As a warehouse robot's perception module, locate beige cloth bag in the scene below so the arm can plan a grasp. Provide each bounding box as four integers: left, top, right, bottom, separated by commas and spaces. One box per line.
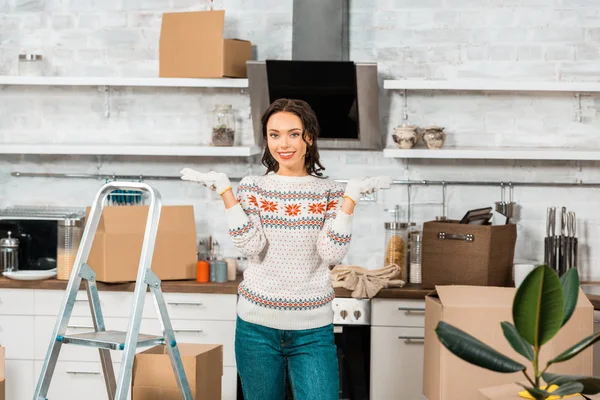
330, 264, 405, 299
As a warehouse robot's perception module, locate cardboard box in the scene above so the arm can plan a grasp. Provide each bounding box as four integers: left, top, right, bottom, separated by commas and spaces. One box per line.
132, 343, 223, 400
159, 10, 252, 78
86, 205, 197, 283
478, 383, 600, 400
0, 346, 4, 400
424, 285, 593, 400
422, 220, 517, 289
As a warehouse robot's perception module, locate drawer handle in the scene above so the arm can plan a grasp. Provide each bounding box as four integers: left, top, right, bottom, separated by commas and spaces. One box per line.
398, 336, 425, 344
66, 370, 101, 375
437, 232, 475, 242
168, 301, 204, 306
174, 329, 204, 333
595, 320, 600, 324
68, 324, 94, 329
397, 307, 425, 314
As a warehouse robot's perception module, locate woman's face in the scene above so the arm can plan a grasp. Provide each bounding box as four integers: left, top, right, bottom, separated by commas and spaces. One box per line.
266, 111, 312, 175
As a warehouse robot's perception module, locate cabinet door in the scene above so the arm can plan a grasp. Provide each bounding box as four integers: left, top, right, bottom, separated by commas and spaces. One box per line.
594, 311, 600, 377
370, 326, 426, 400
0, 315, 34, 360
6, 360, 34, 400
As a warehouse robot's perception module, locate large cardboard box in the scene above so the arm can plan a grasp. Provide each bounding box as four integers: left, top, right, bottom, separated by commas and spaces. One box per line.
86, 205, 197, 283
0, 346, 4, 400
424, 285, 593, 400
478, 383, 600, 399
422, 220, 517, 289
132, 343, 223, 400
159, 10, 252, 78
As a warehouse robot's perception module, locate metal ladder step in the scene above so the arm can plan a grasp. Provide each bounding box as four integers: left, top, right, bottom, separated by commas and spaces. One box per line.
60, 330, 164, 350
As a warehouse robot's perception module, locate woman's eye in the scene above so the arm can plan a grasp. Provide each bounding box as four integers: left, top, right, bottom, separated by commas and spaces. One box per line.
291, 133, 300, 137
270, 134, 278, 139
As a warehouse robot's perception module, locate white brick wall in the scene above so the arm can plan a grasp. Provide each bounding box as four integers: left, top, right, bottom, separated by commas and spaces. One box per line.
3, 0, 600, 279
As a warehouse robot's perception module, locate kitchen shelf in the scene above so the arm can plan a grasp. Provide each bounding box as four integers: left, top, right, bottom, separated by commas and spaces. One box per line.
383, 147, 600, 161
0, 76, 249, 88
0, 144, 262, 157
383, 79, 600, 92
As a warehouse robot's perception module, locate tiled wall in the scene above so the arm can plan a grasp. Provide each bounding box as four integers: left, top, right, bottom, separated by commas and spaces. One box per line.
2, 0, 600, 279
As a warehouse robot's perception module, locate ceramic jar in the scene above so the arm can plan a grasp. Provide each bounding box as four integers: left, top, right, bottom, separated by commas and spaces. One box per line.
422, 126, 446, 149
392, 125, 419, 149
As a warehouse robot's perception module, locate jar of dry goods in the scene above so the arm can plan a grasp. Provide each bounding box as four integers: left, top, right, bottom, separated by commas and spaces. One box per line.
57, 218, 82, 280
211, 104, 236, 146
384, 221, 408, 281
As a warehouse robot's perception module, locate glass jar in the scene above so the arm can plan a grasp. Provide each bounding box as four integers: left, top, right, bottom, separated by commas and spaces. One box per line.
0, 231, 19, 272
211, 104, 236, 146
384, 221, 408, 281
18, 54, 44, 76
409, 231, 422, 284
57, 218, 83, 280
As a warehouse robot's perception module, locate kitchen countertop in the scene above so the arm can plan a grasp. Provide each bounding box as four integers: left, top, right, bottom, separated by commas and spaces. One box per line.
0, 276, 430, 299
1, 277, 599, 308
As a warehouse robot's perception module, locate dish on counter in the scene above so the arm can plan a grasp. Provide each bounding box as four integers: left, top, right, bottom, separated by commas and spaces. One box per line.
3, 268, 57, 281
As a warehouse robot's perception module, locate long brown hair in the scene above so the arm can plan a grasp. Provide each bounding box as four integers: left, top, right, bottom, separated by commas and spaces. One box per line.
260, 98, 326, 177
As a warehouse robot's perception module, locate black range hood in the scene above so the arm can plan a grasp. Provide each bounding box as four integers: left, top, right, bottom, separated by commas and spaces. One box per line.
246, 0, 382, 150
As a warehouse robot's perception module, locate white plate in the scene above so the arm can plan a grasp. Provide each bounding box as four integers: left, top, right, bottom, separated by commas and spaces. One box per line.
3, 269, 57, 281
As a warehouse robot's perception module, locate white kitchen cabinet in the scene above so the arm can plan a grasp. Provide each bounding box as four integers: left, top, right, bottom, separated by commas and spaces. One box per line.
1, 288, 238, 400
5, 360, 34, 400
370, 299, 427, 400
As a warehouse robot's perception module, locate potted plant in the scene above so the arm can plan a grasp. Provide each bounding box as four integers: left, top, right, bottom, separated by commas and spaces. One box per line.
435, 265, 600, 400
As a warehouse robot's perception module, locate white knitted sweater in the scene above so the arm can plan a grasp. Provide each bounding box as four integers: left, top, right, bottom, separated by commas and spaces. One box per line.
226, 173, 354, 330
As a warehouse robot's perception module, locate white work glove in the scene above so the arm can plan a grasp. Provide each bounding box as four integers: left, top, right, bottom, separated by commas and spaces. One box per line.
344, 176, 393, 204
180, 168, 232, 196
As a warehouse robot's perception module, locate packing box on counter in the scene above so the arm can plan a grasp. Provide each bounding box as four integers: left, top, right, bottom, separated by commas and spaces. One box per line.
85, 205, 197, 283
421, 220, 517, 289
424, 285, 593, 400
159, 10, 252, 78
132, 343, 223, 400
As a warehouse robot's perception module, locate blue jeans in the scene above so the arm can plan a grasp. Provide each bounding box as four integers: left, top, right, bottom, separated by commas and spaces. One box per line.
235, 316, 339, 400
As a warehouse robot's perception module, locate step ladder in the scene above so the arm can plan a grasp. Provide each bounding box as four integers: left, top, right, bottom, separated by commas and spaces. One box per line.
33, 181, 193, 400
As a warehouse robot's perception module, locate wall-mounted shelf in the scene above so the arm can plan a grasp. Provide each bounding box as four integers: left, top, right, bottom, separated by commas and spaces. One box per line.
383, 147, 600, 161
0, 144, 262, 157
0, 76, 249, 88
383, 79, 600, 93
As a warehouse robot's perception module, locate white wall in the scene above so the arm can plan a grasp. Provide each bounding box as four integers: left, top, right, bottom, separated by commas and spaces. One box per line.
2, 0, 600, 279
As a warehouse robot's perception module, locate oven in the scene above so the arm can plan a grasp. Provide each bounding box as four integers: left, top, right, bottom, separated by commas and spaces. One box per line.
332, 297, 371, 400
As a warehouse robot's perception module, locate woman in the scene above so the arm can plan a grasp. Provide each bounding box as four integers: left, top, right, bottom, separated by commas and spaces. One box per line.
181, 98, 391, 400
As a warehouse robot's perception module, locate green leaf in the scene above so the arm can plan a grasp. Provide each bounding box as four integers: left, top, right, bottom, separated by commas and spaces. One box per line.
560, 267, 580, 326
501, 321, 534, 361
435, 321, 525, 373
543, 372, 600, 395
548, 331, 600, 366
551, 381, 584, 397
513, 264, 564, 347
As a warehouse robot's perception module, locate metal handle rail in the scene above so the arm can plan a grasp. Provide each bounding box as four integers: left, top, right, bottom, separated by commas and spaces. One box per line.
33, 181, 192, 400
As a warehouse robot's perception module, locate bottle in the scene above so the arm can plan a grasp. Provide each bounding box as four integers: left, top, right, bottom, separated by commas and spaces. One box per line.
196, 260, 209, 283
57, 218, 82, 280
409, 231, 422, 284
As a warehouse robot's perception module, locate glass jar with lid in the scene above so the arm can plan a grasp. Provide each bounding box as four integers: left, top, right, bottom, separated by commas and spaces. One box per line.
57, 218, 83, 280
211, 104, 236, 146
384, 221, 408, 281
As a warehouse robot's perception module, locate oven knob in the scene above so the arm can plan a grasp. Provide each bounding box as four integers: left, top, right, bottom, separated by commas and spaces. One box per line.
354, 310, 361, 320
340, 310, 348, 319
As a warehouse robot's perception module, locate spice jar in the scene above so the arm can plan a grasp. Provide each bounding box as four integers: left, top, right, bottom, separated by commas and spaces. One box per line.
384, 221, 408, 281
211, 104, 236, 146
0, 231, 19, 272
57, 218, 83, 280
18, 53, 44, 76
